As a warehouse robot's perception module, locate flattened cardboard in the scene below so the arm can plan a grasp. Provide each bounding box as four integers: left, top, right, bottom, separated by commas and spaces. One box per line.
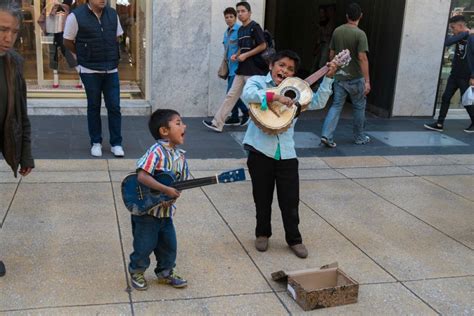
272, 263, 359, 311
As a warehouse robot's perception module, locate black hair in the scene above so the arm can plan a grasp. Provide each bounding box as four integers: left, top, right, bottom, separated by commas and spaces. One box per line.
0, 0, 23, 24
271, 50, 301, 72
449, 15, 466, 24
346, 2, 362, 21
236, 1, 251, 12
223, 7, 237, 16
148, 109, 180, 140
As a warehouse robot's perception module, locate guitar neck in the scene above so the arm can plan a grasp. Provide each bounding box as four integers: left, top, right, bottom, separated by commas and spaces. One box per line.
171, 176, 218, 191
304, 65, 329, 86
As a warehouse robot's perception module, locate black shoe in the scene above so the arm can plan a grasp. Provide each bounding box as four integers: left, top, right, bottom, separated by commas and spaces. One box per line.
202, 120, 222, 132
240, 115, 250, 126
320, 136, 336, 148
424, 122, 443, 132
464, 123, 474, 133
0, 261, 5, 277
224, 117, 241, 126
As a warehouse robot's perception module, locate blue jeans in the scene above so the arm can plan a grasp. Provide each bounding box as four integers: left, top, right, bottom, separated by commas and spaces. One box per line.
128, 215, 177, 274
80, 72, 122, 146
321, 77, 367, 141
228, 75, 248, 119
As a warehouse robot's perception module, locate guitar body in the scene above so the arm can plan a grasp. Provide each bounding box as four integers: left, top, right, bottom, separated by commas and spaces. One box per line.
249, 77, 313, 135
121, 171, 177, 216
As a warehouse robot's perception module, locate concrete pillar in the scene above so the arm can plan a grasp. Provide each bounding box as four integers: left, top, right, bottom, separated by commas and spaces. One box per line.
391, 0, 451, 117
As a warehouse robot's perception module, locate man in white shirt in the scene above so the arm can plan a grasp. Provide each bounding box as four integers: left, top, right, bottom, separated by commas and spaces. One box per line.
64, 0, 125, 157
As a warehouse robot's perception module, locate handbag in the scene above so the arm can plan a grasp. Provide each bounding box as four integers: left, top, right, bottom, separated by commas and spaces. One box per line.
462, 86, 474, 106
218, 57, 229, 80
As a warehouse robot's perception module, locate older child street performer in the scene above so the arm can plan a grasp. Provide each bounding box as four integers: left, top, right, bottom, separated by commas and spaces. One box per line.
129, 109, 189, 290
242, 50, 336, 258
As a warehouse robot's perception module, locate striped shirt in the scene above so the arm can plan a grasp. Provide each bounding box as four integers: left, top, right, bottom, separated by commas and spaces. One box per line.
136, 140, 189, 218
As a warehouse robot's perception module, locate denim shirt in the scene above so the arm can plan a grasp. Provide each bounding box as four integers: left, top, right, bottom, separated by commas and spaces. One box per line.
242, 73, 334, 160
223, 23, 241, 77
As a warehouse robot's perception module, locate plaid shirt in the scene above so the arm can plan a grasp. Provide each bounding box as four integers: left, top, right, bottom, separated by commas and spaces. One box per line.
136, 140, 189, 218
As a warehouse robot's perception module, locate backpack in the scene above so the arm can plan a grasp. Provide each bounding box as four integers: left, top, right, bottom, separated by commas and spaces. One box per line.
261, 29, 276, 64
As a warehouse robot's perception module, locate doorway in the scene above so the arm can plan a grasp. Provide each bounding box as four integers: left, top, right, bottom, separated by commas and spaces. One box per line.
265, 0, 406, 117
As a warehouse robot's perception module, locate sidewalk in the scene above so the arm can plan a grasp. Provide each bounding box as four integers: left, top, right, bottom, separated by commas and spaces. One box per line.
0, 115, 473, 315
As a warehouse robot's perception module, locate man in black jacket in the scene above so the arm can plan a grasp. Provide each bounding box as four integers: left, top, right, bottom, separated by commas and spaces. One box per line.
0, 1, 35, 277
424, 15, 474, 133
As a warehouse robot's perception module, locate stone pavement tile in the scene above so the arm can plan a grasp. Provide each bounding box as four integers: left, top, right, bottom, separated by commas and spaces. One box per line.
33, 159, 108, 171
3, 304, 132, 315
402, 165, 474, 176
356, 177, 474, 248
111, 170, 132, 183
0, 184, 17, 222
467, 165, 474, 170
111, 183, 272, 301
321, 156, 393, 168
384, 155, 453, 166
107, 159, 137, 171
21, 171, 110, 183
187, 158, 247, 171
0, 183, 129, 310
133, 293, 288, 315
0, 160, 11, 172
404, 277, 474, 315
277, 283, 436, 315
444, 154, 474, 164
336, 167, 413, 179
201, 183, 395, 287
0, 171, 19, 183
423, 175, 474, 202
298, 157, 330, 169
299, 180, 474, 280
299, 169, 346, 180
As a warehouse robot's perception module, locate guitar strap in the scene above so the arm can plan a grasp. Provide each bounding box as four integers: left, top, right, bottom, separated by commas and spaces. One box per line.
294, 102, 302, 118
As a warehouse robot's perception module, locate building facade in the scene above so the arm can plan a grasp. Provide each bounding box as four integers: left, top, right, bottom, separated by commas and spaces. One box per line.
19, 0, 470, 119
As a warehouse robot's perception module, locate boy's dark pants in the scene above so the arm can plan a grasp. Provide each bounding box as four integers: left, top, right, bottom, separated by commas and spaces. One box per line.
129, 215, 176, 275
438, 75, 474, 124
247, 150, 302, 246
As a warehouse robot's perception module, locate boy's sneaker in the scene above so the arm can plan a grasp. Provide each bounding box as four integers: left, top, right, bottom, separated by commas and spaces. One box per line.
111, 145, 125, 157
91, 143, 102, 157
240, 115, 250, 126
0, 260, 5, 277
355, 135, 371, 145
424, 122, 444, 132
224, 117, 240, 126
290, 243, 308, 258
464, 123, 474, 133
157, 269, 188, 288
320, 136, 336, 148
202, 120, 222, 133
130, 272, 148, 291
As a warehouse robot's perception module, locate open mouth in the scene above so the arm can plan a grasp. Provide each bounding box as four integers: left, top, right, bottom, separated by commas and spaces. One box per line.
277, 73, 286, 80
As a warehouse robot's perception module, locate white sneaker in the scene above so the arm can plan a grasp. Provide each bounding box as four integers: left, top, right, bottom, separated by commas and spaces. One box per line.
91, 143, 102, 157
111, 145, 125, 157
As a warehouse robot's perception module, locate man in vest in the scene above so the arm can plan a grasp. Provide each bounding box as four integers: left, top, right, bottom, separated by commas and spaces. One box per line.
64, 0, 124, 157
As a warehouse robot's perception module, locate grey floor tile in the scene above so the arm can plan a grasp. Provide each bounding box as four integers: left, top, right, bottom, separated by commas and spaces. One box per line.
0, 183, 129, 310
298, 157, 330, 169
356, 177, 474, 248
278, 283, 436, 315
201, 182, 395, 287
186, 158, 247, 171
0, 184, 17, 222
107, 159, 138, 171
21, 171, 110, 183
3, 304, 132, 315
0, 172, 19, 183
133, 293, 288, 315
402, 165, 474, 176
384, 155, 453, 166
322, 156, 393, 168
444, 154, 474, 164
299, 180, 474, 280
423, 175, 474, 202
336, 167, 413, 179
404, 277, 474, 315
299, 169, 346, 180
368, 131, 468, 147
111, 183, 272, 301
33, 159, 108, 171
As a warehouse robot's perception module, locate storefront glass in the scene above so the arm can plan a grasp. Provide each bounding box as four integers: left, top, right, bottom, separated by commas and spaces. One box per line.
436, 0, 474, 110
16, 0, 147, 98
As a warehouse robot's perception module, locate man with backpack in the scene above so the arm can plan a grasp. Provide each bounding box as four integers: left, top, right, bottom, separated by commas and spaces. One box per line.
203, 1, 267, 132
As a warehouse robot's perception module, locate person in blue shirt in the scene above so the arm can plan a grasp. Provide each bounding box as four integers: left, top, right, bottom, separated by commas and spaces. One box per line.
222, 7, 250, 126
241, 50, 336, 258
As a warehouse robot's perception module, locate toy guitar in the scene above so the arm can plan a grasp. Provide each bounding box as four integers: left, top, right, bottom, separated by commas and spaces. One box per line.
249, 49, 351, 135
121, 168, 246, 215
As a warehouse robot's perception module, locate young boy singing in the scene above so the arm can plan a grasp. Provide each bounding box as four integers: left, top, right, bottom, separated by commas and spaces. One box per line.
242, 50, 336, 258
129, 109, 189, 290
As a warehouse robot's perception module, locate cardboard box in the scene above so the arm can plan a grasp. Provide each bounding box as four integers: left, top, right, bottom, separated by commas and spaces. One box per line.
272, 263, 359, 311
